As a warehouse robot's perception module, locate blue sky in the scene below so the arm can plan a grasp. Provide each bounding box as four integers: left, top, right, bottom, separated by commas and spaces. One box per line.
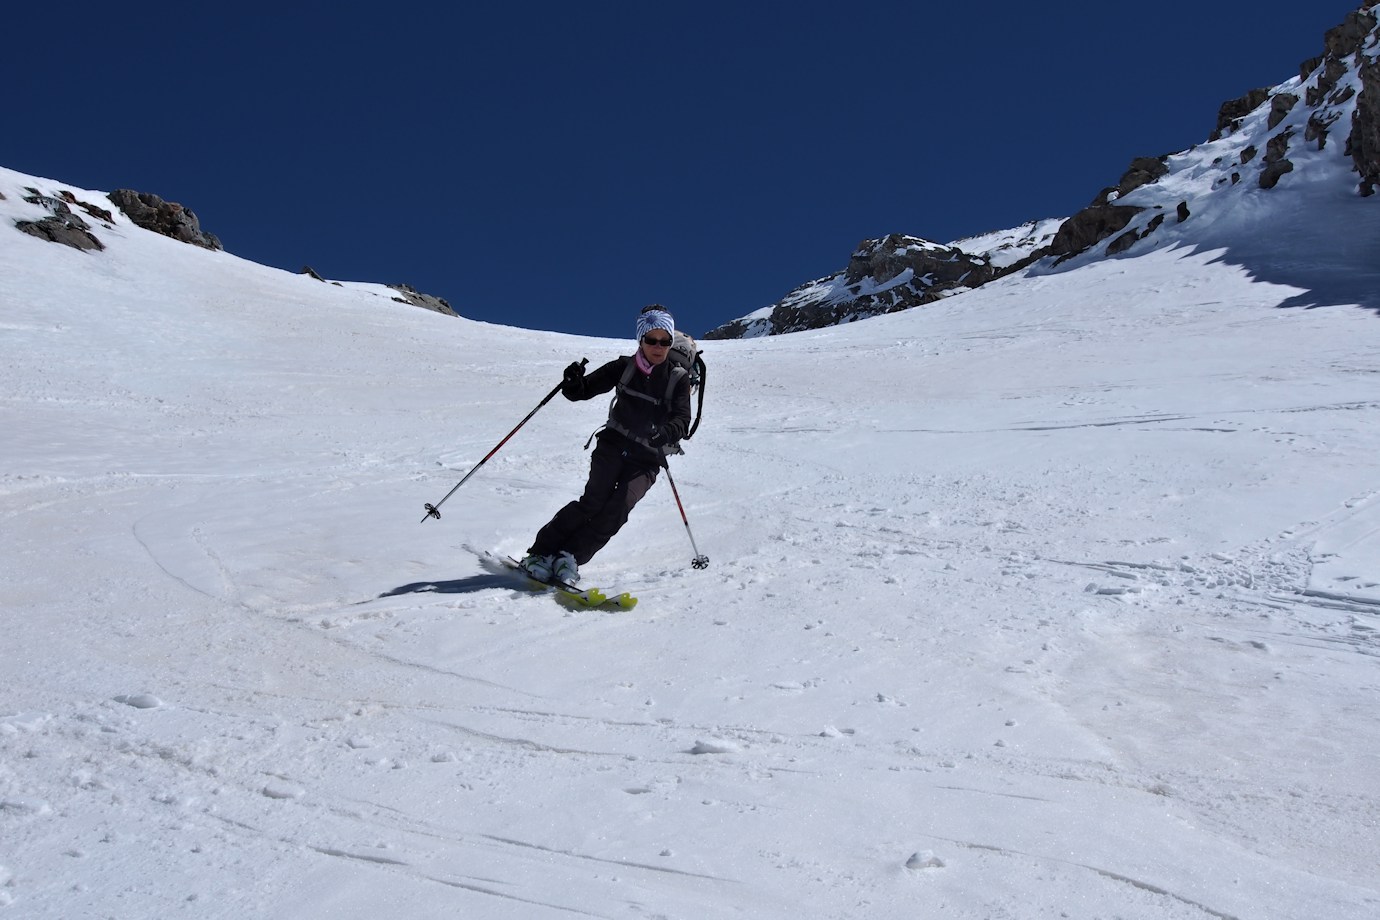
3, 1, 1364, 338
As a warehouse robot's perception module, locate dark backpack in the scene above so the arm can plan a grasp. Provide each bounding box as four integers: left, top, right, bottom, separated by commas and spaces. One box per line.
665, 331, 706, 444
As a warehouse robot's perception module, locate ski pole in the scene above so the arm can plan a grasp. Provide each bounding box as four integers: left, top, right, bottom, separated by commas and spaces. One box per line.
661, 455, 709, 569
421, 359, 586, 523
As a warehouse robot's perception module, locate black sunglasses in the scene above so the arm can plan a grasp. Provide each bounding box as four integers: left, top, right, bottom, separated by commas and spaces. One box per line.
642, 334, 673, 347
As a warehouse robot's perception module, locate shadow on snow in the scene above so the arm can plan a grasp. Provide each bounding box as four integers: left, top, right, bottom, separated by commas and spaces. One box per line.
377, 573, 513, 598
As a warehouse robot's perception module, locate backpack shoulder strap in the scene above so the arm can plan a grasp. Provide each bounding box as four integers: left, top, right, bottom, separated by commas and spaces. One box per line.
664, 364, 688, 402
685, 354, 705, 440
615, 359, 662, 406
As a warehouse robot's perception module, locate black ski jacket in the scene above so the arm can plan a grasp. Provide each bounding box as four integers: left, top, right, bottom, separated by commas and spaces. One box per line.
563, 355, 692, 465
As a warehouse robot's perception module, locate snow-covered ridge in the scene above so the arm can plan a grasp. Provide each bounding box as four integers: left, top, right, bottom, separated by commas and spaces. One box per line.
951, 217, 1067, 269
0, 166, 460, 319
708, 3, 1380, 339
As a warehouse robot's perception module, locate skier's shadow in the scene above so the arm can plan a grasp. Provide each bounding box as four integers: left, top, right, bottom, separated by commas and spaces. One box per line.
378, 574, 512, 598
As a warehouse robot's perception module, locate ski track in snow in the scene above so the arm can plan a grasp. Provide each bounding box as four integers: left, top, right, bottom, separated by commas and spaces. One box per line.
3, 166, 1380, 918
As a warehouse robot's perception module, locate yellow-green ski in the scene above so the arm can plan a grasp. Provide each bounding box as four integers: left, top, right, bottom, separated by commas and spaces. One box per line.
496, 554, 638, 610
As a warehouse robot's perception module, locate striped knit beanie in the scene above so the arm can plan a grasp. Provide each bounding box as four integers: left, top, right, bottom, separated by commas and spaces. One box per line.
636, 305, 675, 341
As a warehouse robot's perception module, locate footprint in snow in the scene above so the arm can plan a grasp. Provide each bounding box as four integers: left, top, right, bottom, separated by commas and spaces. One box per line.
687, 739, 739, 755
906, 850, 946, 870
113, 693, 163, 709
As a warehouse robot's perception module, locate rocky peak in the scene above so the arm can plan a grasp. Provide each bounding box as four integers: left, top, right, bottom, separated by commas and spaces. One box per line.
705, 234, 996, 339
707, 2, 1380, 339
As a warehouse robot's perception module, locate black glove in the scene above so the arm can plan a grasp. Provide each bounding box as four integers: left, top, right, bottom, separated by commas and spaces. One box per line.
563, 361, 584, 385
647, 424, 667, 447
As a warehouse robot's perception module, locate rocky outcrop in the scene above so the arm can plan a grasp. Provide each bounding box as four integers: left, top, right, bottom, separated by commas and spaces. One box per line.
1325, 3, 1378, 58
297, 268, 458, 316
845, 234, 995, 289
1353, 54, 1380, 194
15, 189, 105, 251
1041, 155, 1170, 263
108, 189, 223, 250
705, 235, 993, 338
1047, 203, 1139, 262
982, 4, 1379, 260
1212, 88, 1271, 140
386, 284, 458, 316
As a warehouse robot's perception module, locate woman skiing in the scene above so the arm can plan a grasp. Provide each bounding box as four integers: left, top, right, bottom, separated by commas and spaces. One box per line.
520, 305, 693, 584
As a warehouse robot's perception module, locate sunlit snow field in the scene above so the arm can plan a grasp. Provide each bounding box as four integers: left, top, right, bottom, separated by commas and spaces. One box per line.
3, 165, 1379, 918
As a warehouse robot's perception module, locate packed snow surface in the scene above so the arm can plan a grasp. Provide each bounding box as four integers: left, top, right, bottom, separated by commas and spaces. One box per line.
2, 165, 1379, 918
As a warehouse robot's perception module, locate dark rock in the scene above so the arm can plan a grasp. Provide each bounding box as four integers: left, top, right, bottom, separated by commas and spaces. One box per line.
1176, 201, 1191, 222
1107, 212, 1169, 256
108, 189, 223, 250
1260, 128, 1296, 189
16, 216, 105, 251
387, 284, 458, 316
300, 265, 327, 282
59, 190, 115, 224
1352, 55, 1380, 195
1047, 204, 1140, 262
845, 234, 994, 288
1106, 229, 1139, 256
1212, 87, 1270, 140
1324, 4, 1378, 59
15, 190, 105, 251
1116, 156, 1170, 196
1308, 56, 1350, 106
1306, 110, 1342, 149
1268, 93, 1299, 130
1264, 128, 1294, 164
1259, 159, 1295, 189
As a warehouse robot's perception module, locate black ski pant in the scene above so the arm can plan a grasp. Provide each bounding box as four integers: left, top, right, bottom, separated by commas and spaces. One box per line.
529, 437, 659, 565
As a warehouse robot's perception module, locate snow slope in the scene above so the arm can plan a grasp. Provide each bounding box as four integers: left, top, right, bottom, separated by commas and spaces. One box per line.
2, 164, 1379, 919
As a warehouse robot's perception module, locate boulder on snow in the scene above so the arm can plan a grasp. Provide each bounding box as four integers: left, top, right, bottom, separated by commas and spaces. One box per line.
108, 189, 223, 250
1268, 93, 1300, 130
1116, 156, 1170, 196
15, 190, 105, 251
386, 283, 458, 316
1260, 128, 1296, 189
1047, 202, 1140, 262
